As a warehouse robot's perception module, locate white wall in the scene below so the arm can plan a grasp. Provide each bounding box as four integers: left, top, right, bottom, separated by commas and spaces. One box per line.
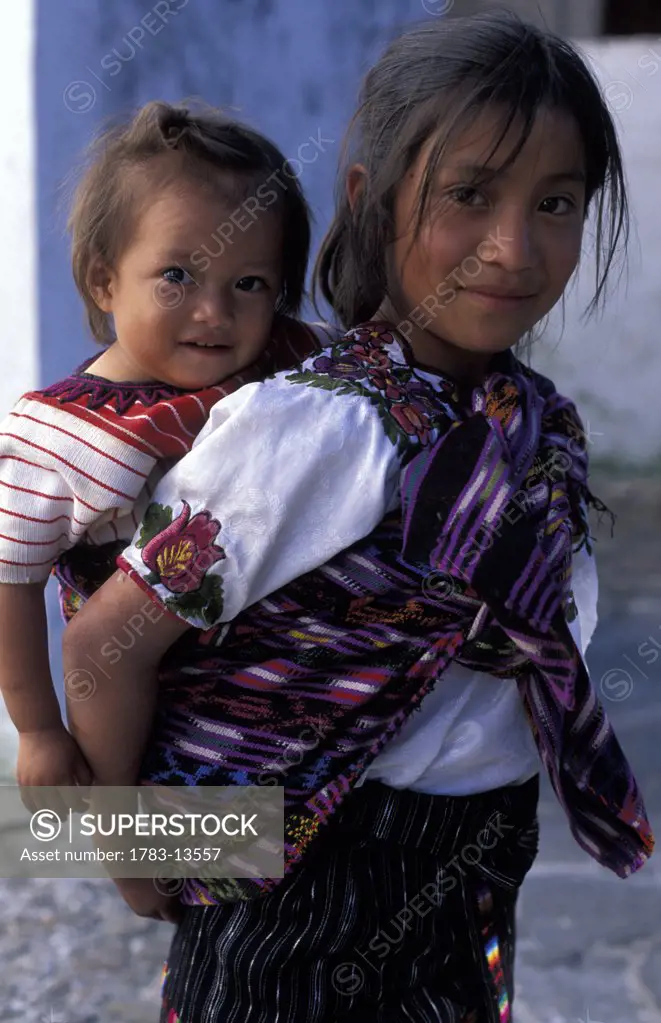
0, 2, 35, 770
534, 37, 661, 466
0, 1, 37, 415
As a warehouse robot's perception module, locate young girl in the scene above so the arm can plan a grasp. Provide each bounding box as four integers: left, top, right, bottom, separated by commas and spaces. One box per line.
65, 13, 653, 1022
0, 100, 335, 803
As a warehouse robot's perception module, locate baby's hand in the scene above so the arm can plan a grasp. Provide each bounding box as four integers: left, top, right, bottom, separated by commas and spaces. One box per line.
17, 726, 93, 813
113, 877, 184, 924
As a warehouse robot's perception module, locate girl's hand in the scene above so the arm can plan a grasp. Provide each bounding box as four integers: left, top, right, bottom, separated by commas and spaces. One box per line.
17, 726, 93, 813
112, 877, 185, 924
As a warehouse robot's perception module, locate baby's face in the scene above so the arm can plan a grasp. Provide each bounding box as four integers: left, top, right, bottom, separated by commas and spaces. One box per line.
98, 175, 284, 389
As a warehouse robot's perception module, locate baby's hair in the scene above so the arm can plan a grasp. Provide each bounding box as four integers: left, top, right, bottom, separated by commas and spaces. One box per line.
315, 11, 628, 328
69, 100, 311, 342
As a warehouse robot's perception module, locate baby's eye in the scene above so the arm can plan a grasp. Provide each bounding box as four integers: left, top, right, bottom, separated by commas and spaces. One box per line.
236, 276, 268, 292
161, 266, 197, 285
539, 196, 576, 215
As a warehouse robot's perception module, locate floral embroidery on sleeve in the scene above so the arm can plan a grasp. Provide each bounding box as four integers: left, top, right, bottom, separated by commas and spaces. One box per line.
135, 500, 225, 626
286, 326, 452, 451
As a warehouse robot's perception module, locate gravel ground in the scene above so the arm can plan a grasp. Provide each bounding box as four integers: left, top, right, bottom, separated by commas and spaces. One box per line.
0, 470, 659, 1022
0, 878, 167, 1022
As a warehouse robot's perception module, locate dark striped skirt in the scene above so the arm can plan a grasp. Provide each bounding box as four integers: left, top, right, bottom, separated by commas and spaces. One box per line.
160, 776, 539, 1022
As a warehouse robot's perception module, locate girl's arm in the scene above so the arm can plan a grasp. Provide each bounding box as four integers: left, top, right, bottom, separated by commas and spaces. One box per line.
66, 361, 400, 781
63, 573, 189, 925
63, 572, 189, 785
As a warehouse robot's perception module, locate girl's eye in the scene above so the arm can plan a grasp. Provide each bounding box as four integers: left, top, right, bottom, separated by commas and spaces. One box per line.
448, 185, 487, 208
539, 196, 576, 215
236, 276, 268, 293
161, 266, 197, 285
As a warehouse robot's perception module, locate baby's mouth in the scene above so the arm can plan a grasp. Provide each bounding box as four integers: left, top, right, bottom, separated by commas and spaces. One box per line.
180, 338, 230, 349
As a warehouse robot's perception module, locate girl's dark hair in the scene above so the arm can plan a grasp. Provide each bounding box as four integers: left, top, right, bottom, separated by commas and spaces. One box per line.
314, 11, 628, 328
69, 101, 311, 342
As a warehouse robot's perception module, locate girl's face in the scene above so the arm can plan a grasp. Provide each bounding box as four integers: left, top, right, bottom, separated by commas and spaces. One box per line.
383, 106, 586, 377
92, 171, 283, 388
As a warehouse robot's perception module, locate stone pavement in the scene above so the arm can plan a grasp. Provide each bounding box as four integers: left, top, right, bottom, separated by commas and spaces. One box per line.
513, 471, 661, 1023
0, 472, 659, 1022
515, 637, 661, 1023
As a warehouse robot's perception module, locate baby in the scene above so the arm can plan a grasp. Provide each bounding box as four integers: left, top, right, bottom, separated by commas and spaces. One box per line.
0, 100, 336, 801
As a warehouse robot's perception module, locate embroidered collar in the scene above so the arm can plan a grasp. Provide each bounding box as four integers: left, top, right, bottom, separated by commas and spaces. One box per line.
355, 320, 523, 389
40, 356, 213, 415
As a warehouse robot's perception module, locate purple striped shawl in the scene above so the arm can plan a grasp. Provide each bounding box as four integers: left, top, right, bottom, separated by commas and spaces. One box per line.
133, 324, 652, 904
400, 354, 653, 878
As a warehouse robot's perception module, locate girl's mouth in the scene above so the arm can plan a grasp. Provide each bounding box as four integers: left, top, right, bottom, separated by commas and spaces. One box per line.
463, 289, 536, 310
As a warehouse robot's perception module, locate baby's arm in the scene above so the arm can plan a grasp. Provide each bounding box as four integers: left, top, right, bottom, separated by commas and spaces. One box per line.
0, 389, 158, 796
0, 581, 92, 800
63, 572, 189, 785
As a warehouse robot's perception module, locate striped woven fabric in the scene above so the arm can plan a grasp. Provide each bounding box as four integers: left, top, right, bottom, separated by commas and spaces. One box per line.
399, 357, 653, 883
127, 324, 653, 905
0, 315, 327, 591
160, 778, 540, 1023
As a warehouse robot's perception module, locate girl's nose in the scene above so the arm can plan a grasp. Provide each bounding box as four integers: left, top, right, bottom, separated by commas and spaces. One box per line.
480, 210, 536, 273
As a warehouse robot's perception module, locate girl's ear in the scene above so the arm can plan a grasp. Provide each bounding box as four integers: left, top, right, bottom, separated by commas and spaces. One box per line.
87, 257, 115, 312
346, 164, 367, 212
